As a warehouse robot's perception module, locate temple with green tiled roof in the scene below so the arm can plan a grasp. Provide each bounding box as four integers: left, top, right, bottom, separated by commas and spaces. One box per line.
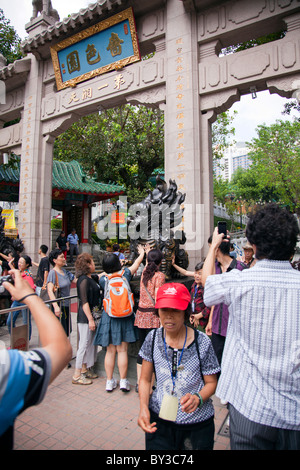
0, 159, 125, 244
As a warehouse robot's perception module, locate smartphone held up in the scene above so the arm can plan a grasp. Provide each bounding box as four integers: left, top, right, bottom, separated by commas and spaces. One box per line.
217, 221, 228, 239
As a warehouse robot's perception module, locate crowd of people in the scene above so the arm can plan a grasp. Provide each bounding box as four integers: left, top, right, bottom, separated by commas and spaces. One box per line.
1, 203, 300, 450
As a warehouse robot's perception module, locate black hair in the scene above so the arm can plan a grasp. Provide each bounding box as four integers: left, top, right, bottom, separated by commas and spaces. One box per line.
113, 243, 120, 251
102, 253, 122, 274
49, 249, 63, 266
142, 249, 163, 287
194, 261, 204, 271
40, 244, 48, 254
246, 203, 299, 261
21, 255, 32, 267
218, 240, 231, 256
4, 249, 19, 268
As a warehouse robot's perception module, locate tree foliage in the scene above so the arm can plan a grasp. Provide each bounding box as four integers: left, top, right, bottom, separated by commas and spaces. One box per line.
0, 9, 22, 64
229, 166, 280, 208
282, 99, 300, 122
212, 110, 237, 162
221, 30, 285, 55
54, 105, 164, 203
247, 119, 300, 213
212, 116, 300, 217
212, 110, 237, 204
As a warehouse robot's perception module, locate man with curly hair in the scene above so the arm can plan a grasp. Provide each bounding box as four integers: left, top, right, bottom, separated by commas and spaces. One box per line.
202, 203, 300, 450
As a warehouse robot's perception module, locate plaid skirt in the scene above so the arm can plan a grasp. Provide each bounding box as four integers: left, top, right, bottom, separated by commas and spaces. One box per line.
93, 310, 138, 347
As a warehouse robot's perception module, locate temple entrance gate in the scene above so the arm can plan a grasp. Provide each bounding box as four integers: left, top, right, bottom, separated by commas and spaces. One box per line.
0, 0, 300, 266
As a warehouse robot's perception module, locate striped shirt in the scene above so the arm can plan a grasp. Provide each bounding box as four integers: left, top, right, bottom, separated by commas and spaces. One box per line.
204, 259, 300, 429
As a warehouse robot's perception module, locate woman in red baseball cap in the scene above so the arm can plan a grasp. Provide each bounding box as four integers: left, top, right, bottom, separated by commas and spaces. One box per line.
137, 282, 220, 450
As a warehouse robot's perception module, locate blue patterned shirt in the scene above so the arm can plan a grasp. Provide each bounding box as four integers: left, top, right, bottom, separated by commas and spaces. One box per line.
139, 327, 220, 424
204, 259, 300, 429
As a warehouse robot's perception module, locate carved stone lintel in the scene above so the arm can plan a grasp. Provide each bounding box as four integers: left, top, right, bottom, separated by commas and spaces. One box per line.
267, 74, 300, 99
0, 123, 22, 150
200, 87, 240, 114
42, 113, 79, 139
293, 88, 300, 104
126, 85, 166, 108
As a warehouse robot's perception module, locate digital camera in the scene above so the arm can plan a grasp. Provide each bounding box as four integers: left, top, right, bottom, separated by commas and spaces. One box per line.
0, 275, 14, 294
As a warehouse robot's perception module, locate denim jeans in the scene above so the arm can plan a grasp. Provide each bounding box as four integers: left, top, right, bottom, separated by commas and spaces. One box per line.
6, 300, 32, 340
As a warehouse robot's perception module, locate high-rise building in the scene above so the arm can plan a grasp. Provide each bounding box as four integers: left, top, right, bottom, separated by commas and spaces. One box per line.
214, 142, 252, 180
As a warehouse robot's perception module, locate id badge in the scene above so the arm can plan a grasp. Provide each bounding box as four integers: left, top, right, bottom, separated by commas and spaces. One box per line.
159, 394, 178, 422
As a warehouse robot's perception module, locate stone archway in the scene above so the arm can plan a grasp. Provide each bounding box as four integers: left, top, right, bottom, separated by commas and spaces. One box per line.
0, 0, 299, 267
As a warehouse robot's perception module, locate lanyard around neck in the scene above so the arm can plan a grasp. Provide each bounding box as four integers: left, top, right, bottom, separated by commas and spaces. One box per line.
163, 326, 187, 395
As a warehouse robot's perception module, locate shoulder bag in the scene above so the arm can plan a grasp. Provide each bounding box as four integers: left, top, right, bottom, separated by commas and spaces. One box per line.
40, 271, 60, 303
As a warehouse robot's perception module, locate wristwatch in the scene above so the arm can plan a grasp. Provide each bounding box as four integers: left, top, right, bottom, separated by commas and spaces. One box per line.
194, 392, 203, 408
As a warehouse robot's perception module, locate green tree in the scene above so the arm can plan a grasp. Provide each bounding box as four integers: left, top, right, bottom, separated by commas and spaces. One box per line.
247, 119, 300, 213
54, 105, 164, 203
212, 110, 237, 163
0, 9, 22, 64
212, 110, 237, 206
213, 175, 230, 205
229, 166, 280, 209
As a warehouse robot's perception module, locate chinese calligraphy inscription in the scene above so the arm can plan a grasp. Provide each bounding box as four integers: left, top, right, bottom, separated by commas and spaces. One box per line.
66, 51, 80, 74
86, 44, 101, 65
175, 38, 186, 192
107, 33, 124, 57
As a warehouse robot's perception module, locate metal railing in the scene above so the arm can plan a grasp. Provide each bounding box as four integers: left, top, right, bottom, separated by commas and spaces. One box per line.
0, 294, 78, 351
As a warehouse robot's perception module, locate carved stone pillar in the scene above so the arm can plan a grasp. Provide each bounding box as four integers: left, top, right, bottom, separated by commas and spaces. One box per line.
164, 0, 205, 267
18, 54, 53, 259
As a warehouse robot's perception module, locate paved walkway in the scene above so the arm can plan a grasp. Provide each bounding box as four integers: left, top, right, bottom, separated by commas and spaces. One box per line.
13, 369, 230, 451
0, 292, 230, 451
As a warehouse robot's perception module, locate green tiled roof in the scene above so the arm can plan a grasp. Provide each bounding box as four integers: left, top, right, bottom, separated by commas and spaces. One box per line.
0, 159, 125, 197
0, 163, 19, 184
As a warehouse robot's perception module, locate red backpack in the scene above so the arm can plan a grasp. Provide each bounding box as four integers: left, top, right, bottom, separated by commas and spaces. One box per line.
103, 270, 134, 318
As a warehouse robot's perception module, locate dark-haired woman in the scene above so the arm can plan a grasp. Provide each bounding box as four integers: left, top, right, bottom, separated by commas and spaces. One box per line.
134, 249, 165, 391
72, 253, 101, 385
7, 255, 35, 340
47, 249, 75, 339
94, 245, 145, 393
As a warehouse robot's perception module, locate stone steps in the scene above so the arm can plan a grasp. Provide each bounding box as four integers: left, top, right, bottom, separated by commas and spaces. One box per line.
65, 252, 104, 275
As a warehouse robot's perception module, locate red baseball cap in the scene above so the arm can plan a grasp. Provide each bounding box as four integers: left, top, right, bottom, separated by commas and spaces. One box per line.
155, 283, 191, 311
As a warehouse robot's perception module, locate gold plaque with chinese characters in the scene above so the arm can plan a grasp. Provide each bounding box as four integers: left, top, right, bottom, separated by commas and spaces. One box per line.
51, 8, 140, 91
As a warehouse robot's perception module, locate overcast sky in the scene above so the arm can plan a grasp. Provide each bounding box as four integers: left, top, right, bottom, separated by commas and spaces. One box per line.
1, 0, 298, 143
